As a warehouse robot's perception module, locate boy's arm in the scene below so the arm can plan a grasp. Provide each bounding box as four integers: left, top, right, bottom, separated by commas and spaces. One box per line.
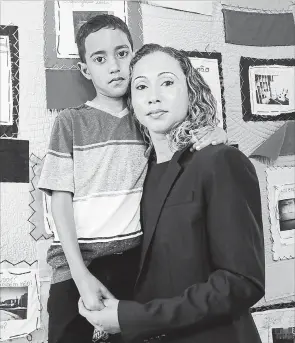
51, 190, 114, 310
190, 126, 228, 151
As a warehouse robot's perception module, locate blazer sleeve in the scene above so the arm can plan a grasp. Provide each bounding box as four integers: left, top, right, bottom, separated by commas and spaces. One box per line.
118, 147, 265, 342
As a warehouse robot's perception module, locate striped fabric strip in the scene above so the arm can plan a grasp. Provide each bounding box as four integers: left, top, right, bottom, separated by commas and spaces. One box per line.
73, 140, 145, 151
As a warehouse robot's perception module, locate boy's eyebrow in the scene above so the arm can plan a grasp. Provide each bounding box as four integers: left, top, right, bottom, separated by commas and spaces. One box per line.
133, 72, 178, 82
90, 50, 106, 58
115, 44, 130, 51
89, 45, 130, 58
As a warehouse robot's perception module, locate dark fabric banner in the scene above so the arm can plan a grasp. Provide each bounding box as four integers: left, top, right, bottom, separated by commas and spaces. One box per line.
46, 69, 96, 110
0, 139, 29, 183
223, 9, 295, 46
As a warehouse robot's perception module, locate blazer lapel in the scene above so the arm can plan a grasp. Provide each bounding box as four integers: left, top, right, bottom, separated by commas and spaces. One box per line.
135, 150, 184, 287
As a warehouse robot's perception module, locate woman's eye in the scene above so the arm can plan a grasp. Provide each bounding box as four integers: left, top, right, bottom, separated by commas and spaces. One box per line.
94, 56, 105, 63
118, 50, 129, 58
162, 80, 174, 86
136, 84, 147, 90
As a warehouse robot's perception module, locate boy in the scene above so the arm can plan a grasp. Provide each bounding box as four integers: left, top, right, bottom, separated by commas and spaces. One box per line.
39, 14, 226, 343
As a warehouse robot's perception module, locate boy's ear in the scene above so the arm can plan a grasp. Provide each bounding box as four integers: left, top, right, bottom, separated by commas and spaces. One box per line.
77, 62, 91, 80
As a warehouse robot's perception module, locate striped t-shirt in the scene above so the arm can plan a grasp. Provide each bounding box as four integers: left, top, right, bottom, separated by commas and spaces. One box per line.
38, 101, 148, 283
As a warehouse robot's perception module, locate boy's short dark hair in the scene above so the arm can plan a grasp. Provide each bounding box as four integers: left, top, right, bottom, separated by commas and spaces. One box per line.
76, 14, 134, 63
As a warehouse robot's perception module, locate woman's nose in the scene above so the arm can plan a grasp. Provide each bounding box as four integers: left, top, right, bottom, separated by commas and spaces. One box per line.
148, 88, 160, 104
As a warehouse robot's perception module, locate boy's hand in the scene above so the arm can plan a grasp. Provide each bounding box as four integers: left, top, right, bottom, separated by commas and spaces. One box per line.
190, 127, 228, 152
76, 272, 115, 311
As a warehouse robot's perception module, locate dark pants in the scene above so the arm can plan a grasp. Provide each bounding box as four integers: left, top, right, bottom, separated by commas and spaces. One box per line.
47, 247, 141, 343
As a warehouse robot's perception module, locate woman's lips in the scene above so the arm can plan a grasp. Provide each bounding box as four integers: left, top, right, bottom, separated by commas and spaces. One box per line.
148, 110, 168, 119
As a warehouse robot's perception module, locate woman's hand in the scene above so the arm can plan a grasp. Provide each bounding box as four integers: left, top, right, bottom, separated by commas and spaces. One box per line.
190, 126, 228, 152
78, 298, 121, 334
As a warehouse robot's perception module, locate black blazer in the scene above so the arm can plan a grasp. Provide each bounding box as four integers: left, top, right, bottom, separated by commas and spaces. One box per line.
118, 144, 265, 343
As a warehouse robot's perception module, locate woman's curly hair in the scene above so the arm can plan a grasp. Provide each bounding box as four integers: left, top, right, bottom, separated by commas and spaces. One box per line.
127, 44, 218, 153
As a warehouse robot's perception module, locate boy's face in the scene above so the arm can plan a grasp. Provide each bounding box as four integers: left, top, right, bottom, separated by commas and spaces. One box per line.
78, 28, 133, 99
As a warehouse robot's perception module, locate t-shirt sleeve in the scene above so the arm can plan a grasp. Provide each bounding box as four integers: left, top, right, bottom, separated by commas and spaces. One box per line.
38, 110, 74, 195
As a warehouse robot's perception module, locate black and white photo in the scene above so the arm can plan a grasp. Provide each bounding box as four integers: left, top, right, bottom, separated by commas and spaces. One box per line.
0, 287, 28, 321
240, 57, 295, 121
249, 66, 295, 115
266, 167, 295, 260
255, 74, 289, 105
0, 25, 19, 137
272, 327, 295, 343
278, 198, 295, 232
0, 35, 13, 126
0, 269, 40, 341
55, 0, 126, 58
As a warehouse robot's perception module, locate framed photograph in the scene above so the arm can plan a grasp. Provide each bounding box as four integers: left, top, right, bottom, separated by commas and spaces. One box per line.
186, 51, 226, 129
253, 308, 295, 343
55, 0, 127, 58
250, 66, 295, 114
272, 327, 295, 343
240, 57, 295, 122
278, 198, 295, 236
266, 167, 295, 260
44, 0, 142, 68
0, 269, 40, 341
0, 36, 13, 126
0, 287, 28, 321
0, 26, 19, 137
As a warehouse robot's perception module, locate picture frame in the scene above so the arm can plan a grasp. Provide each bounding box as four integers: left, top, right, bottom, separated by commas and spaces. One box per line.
0, 36, 13, 126
252, 308, 295, 343
55, 0, 127, 59
272, 327, 295, 343
44, 0, 143, 109
240, 57, 295, 122
0, 25, 19, 138
266, 167, 295, 260
185, 51, 226, 130
44, 0, 143, 69
0, 269, 40, 341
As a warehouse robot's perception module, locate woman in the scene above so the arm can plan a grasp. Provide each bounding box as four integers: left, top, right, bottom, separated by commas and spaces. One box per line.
79, 44, 265, 343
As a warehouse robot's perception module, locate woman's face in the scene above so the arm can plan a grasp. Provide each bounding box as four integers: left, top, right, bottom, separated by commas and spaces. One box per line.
131, 51, 189, 136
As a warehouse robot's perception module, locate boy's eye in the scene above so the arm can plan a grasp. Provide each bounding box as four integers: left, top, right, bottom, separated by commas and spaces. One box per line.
136, 84, 147, 90
94, 56, 105, 63
118, 50, 129, 58
162, 80, 174, 86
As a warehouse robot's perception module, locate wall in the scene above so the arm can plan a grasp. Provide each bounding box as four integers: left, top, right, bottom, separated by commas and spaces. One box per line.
0, 1, 294, 342
1, 1, 53, 342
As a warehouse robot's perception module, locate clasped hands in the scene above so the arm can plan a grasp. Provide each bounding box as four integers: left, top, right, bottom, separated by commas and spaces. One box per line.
78, 297, 120, 335
76, 272, 121, 335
